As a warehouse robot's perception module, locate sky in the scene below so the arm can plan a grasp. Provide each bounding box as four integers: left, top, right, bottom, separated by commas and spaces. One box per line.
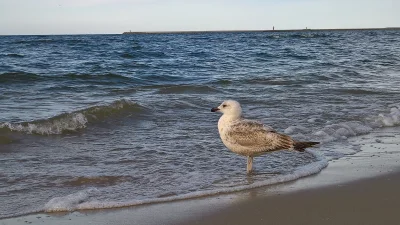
0, 0, 399, 35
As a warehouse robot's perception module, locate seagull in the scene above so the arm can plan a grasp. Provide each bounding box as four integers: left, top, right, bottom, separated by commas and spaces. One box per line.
211, 100, 319, 174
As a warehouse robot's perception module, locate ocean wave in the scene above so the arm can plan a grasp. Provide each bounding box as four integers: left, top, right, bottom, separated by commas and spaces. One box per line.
140, 74, 189, 84
0, 135, 14, 144
109, 88, 138, 95
60, 176, 135, 187
0, 72, 135, 84
155, 85, 221, 94
188, 51, 209, 57
0, 72, 197, 85
44, 188, 100, 212
287, 54, 314, 60
4, 53, 25, 58
210, 79, 233, 85
0, 72, 43, 83
311, 121, 374, 143
334, 88, 385, 95
376, 106, 400, 127
140, 51, 168, 58
121, 53, 136, 59
131, 43, 142, 50
11, 38, 55, 44
63, 73, 134, 84
43, 152, 327, 212
289, 33, 329, 39
342, 69, 362, 77
266, 32, 328, 39
253, 52, 275, 59
0, 99, 143, 135
245, 77, 306, 86
285, 105, 400, 144
119, 48, 167, 59
9, 38, 90, 46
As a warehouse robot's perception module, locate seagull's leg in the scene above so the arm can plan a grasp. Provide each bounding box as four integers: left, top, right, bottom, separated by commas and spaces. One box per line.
247, 156, 253, 174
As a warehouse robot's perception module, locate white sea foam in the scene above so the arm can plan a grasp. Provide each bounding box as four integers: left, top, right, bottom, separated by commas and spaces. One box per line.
283, 106, 400, 145
42, 151, 328, 212
44, 188, 99, 212
307, 118, 318, 123
313, 121, 373, 143
0, 113, 88, 135
279, 106, 400, 161
284, 125, 310, 135
376, 107, 400, 127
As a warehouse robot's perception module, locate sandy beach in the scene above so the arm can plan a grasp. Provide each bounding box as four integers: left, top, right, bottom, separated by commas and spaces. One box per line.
2, 127, 400, 225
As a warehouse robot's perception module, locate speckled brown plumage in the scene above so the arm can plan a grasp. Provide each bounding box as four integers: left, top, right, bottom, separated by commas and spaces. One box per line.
212, 100, 319, 174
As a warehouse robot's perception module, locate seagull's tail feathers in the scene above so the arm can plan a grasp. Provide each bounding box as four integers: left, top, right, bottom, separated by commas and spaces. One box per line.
293, 141, 319, 152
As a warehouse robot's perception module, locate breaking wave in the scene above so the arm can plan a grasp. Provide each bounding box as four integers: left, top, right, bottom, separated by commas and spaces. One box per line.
285, 104, 400, 145
0, 99, 143, 135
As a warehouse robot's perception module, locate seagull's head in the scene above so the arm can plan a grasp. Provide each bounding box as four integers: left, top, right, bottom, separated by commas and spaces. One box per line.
211, 100, 242, 118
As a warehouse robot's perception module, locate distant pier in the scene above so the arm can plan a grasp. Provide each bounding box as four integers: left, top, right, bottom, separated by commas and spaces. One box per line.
122, 27, 400, 34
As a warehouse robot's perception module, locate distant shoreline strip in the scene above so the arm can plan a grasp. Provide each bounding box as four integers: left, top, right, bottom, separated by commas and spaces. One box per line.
122, 27, 400, 34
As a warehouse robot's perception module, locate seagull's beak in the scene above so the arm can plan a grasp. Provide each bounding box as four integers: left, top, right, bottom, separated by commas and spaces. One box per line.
211, 107, 220, 112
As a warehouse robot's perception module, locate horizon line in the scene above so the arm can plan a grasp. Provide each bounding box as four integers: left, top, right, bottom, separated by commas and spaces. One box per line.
123, 27, 400, 34
1, 27, 399, 36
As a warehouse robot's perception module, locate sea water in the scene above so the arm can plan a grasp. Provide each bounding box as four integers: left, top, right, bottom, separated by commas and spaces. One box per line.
1, 30, 400, 218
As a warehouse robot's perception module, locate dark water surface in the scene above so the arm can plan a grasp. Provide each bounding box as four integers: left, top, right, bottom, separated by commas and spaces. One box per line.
1, 30, 400, 218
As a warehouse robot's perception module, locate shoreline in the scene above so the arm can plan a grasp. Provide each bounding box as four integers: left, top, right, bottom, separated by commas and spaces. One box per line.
122, 27, 400, 34
2, 127, 400, 225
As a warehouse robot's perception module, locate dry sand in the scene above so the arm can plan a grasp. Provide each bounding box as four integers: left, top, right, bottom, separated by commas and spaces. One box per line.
2, 127, 400, 225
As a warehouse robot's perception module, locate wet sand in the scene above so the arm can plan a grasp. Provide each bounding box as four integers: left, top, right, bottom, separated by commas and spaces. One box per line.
185, 171, 400, 225
2, 127, 400, 225
184, 127, 400, 225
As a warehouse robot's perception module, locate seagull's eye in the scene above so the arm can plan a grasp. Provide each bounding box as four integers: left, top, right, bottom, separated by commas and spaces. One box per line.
222, 104, 227, 108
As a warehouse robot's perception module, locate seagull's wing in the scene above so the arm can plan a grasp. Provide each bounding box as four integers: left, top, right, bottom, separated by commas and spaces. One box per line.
226, 119, 294, 153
